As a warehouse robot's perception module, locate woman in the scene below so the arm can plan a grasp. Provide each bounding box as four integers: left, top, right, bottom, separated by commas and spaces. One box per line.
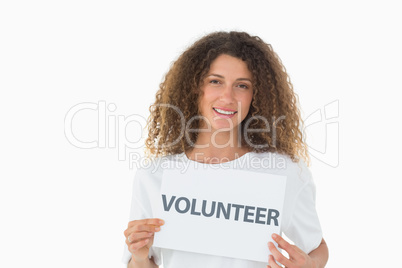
123, 31, 329, 268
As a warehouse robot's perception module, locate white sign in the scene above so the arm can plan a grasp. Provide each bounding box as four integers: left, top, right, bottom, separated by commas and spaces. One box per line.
153, 162, 287, 263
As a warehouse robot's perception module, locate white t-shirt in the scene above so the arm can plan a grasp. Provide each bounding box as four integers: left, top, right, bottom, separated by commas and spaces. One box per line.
122, 152, 323, 267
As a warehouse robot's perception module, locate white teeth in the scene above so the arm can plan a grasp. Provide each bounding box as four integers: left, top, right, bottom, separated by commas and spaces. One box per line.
213, 108, 236, 115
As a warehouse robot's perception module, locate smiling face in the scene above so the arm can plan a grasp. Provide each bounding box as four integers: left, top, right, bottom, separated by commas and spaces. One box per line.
198, 54, 254, 133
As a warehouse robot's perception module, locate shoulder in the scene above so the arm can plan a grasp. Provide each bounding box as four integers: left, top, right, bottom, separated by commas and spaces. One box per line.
131, 154, 186, 203
134, 153, 186, 180
245, 152, 314, 200
247, 152, 312, 183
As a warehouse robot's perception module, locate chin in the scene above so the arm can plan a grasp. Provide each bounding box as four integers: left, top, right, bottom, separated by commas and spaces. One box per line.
211, 122, 240, 132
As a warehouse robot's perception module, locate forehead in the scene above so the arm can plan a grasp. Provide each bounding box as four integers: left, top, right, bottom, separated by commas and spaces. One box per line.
208, 54, 252, 78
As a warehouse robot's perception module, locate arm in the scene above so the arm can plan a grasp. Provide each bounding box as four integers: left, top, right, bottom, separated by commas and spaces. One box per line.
128, 256, 158, 268
268, 234, 329, 268
308, 239, 328, 268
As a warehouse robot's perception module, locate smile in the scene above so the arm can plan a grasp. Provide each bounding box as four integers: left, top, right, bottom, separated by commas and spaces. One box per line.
213, 107, 237, 115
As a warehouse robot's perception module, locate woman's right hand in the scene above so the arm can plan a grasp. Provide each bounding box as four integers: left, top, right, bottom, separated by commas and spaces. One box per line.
124, 218, 164, 262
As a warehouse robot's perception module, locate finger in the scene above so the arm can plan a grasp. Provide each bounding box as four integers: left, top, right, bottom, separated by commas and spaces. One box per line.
125, 219, 164, 236
268, 242, 291, 267
267, 255, 282, 268
145, 218, 165, 226
128, 238, 150, 253
135, 224, 162, 233
125, 225, 160, 246
147, 235, 155, 247
127, 231, 153, 244
128, 218, 164, 228
125, 222, 162, 237
271, 233, 297, 257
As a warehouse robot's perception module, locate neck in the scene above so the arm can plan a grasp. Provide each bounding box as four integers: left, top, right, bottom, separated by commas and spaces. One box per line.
186, 129, 249, 163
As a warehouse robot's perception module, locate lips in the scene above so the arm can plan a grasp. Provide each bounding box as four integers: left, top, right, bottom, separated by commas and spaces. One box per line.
213, 107, 237, 115
212, 107, 238, 119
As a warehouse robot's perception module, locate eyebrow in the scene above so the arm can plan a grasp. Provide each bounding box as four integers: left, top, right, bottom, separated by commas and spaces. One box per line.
207, 74, 252, 82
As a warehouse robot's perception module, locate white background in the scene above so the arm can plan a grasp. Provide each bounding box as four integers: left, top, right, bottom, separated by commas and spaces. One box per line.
1, 1, 401, 267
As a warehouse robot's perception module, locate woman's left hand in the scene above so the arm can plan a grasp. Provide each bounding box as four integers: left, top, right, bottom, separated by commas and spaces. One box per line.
267, 233, 317, 268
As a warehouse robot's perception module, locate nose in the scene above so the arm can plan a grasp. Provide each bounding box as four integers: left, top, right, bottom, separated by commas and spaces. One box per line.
219, 84, 235, 104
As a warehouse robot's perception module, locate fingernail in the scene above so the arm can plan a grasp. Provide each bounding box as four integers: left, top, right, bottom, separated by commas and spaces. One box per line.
148, 232, 153, 236
155, 227, 161, 231
144, 239, 149, 244
272, 233, 278, 239
159, 220, 165, 225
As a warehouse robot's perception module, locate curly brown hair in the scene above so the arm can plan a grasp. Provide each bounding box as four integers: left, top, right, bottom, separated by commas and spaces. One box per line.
145, 31, 310, 165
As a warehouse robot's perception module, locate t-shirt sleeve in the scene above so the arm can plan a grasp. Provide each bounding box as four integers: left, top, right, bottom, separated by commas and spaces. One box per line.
283, 165, 323, 254
121, 167, 162, 265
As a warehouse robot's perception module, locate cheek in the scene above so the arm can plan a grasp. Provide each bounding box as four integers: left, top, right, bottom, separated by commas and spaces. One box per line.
242, 93, 253, 110
203, 87, 219, 99
200, 89, 217, 107
198, 95, 212, 114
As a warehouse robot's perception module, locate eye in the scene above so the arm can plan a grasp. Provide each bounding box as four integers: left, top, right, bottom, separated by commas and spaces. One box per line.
237, 84, 249, 89
210, 79, 220, 84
